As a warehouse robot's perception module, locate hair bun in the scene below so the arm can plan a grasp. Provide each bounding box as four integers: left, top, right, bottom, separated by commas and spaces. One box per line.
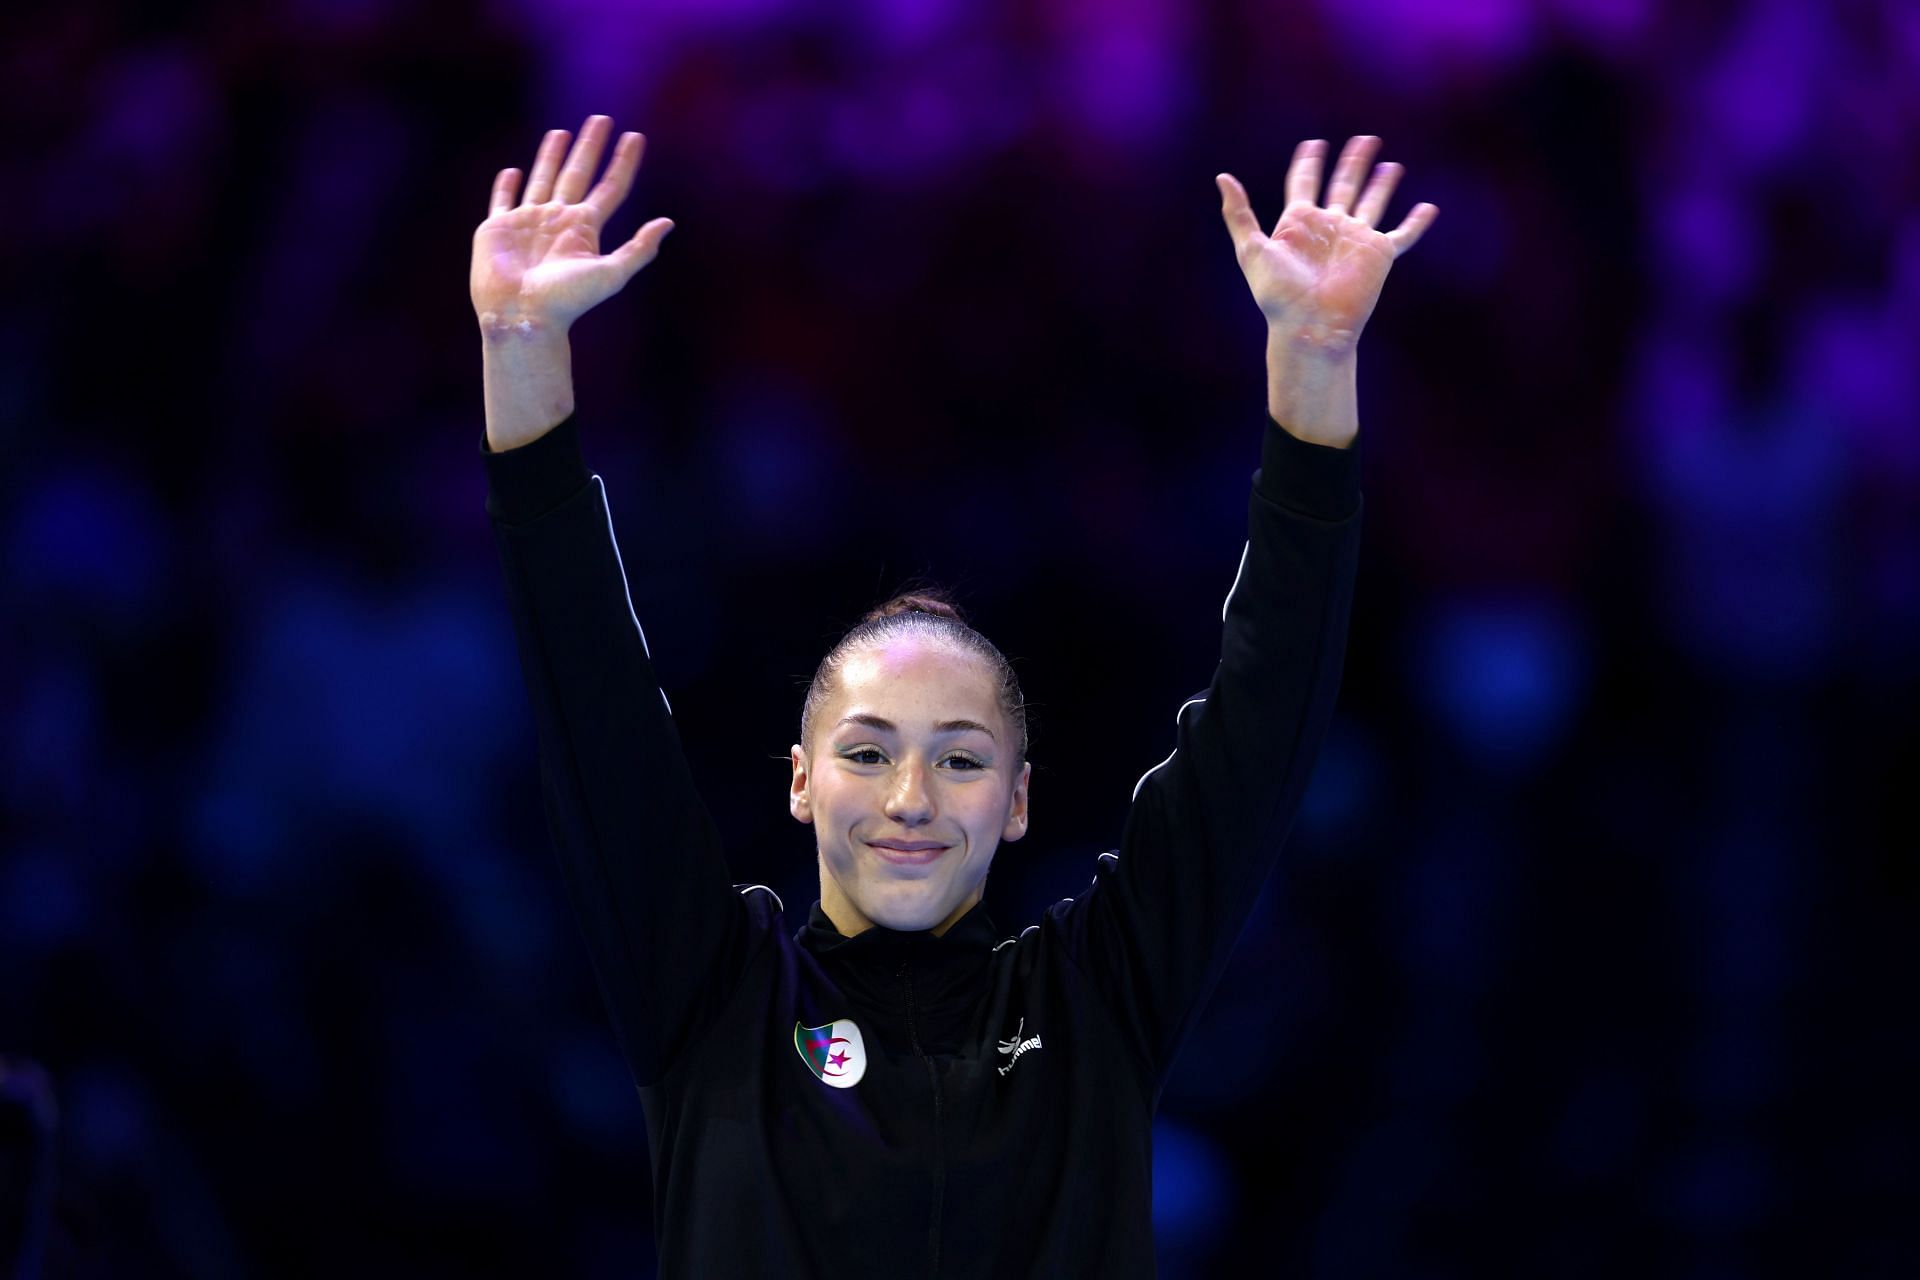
863, 589, 966, 625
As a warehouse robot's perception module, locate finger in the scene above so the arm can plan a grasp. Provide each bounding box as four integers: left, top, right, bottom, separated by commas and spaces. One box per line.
523, 129, 570, 204
1383, 202, 1439, 257
1351, 161, 1402, 228
1324, 135, 1380, 214
490, 167, 523, 217
1285, 138, 1326, 208
554, 114, 613, 205
1215, 173, 1264, 256
584, 131, 646, 221
611, 217, 675, 282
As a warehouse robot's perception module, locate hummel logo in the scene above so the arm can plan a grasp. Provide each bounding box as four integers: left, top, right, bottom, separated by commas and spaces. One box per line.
996, 1017, 1042, 1078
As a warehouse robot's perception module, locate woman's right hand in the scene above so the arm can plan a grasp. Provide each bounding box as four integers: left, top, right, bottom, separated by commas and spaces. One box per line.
471, 114, 674, 331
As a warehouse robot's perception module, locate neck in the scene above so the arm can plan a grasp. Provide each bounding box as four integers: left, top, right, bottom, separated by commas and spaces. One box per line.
819, 872, 982, 938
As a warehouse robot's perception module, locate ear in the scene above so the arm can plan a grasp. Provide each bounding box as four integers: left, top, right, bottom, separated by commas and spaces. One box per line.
789, 744, 814, 824
1001, 760, 1031, 842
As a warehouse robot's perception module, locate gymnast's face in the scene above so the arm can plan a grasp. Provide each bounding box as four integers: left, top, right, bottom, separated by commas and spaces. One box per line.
790, 636, 1030, 938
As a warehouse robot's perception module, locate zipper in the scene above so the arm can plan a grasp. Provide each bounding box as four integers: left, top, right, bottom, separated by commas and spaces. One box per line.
898, 956, 944, 1278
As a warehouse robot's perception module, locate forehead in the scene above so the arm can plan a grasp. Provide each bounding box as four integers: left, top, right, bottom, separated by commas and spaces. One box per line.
829, 637, 999, 724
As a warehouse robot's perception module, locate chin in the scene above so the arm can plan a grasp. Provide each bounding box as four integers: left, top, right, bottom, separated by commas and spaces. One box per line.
864, 892, 949, 933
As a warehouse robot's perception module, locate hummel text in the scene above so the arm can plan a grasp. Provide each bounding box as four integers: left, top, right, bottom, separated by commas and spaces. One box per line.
996, 1017, 1042, 1077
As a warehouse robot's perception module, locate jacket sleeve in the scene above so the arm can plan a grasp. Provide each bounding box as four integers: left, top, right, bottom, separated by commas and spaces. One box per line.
1054, 414, 1362, 1092
484, 414, 758, 1087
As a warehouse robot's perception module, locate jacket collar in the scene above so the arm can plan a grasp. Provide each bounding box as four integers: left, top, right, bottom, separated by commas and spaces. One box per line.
796, 899, 1001, 1036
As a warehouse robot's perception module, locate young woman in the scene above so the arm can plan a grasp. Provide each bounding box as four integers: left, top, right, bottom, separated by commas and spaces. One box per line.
473, 115, 1434, 1277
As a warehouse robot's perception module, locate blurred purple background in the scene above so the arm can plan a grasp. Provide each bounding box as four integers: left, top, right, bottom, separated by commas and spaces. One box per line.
2, 0, 1916, 1275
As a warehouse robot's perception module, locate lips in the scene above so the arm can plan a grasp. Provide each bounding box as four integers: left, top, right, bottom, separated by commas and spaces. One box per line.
867, 840, 952, 865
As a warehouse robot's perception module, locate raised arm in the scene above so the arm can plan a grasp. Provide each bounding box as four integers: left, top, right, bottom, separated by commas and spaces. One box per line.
1220, 134, 1438, 449
473, 115, 674, 451
475, 117, 757, 1088
1059, 137, 1436, 1089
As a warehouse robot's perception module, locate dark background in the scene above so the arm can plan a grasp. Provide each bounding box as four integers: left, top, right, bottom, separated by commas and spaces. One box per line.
3, 0, 1916, 1275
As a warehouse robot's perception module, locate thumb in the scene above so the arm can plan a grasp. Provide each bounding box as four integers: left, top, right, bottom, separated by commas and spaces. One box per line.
1215, 174, 1261, 252
612, 217, 675, 282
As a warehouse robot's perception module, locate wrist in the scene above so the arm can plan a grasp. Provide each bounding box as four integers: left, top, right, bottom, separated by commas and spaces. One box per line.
479, 310, 568, 341
483, 324, 576, 452
1265, 330, 1359, 449
1265, 323, 1361, 363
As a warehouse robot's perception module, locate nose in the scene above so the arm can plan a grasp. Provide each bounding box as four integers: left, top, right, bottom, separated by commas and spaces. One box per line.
884, 757, 936, 826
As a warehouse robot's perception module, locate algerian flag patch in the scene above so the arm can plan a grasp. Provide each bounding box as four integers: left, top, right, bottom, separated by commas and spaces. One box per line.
794, 1019, 867, 1089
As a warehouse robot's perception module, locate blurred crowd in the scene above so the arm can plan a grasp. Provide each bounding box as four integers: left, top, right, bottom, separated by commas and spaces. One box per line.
2, 0, 1915, 1274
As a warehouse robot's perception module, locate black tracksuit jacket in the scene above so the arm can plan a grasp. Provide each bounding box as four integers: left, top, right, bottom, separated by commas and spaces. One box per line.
483, 410, 1361, 1278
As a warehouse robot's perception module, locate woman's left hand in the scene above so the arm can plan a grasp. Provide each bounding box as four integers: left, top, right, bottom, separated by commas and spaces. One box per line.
1217, 136, 1437, 354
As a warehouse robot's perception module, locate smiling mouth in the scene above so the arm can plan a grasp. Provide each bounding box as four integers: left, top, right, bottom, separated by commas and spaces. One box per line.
867, 842, 952, 866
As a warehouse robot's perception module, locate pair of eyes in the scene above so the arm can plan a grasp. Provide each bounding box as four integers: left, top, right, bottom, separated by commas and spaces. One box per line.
839, 746, 988, 772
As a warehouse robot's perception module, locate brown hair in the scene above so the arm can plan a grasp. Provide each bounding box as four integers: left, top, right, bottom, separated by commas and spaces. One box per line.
800, 585, 1029, 761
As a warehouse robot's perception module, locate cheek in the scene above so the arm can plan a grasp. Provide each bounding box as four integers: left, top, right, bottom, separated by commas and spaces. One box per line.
811, 773, 866, 822
959, 785, 1011, 827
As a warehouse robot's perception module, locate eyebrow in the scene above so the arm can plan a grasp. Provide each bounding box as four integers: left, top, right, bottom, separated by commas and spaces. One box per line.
834, 713, 996, 741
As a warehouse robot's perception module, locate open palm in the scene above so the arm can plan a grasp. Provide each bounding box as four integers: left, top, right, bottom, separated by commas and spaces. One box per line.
470, 116, 674, 328
1217, 136, 1437, 348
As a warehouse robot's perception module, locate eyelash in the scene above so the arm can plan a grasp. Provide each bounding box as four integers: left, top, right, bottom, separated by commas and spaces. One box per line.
843, 748, 985, 771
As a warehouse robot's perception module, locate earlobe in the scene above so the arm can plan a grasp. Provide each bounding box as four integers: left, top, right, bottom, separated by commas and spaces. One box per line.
1002, 762, 1031, 841
789, 744, 813, 824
